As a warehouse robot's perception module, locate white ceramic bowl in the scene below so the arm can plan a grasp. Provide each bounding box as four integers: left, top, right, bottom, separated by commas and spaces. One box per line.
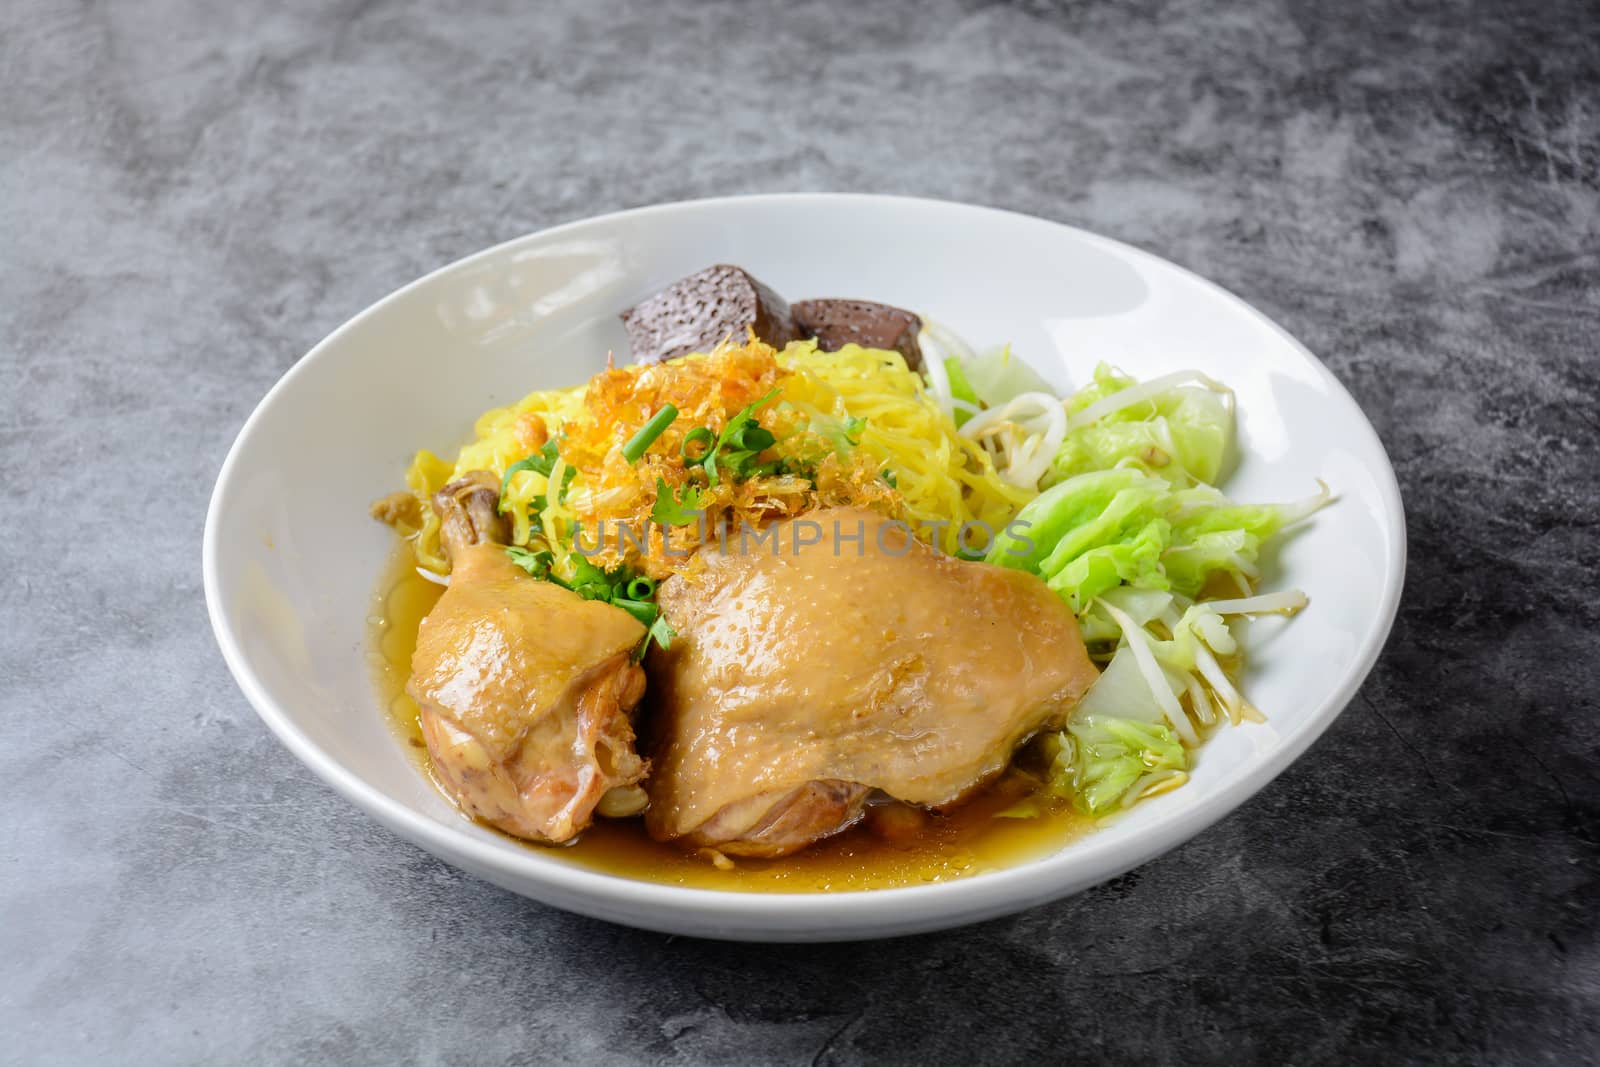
204, 194, 1405, 941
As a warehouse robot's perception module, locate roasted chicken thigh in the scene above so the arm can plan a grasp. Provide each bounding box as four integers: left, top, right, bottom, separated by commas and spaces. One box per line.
644, 507, 1098, 856
407, 473, 649, 843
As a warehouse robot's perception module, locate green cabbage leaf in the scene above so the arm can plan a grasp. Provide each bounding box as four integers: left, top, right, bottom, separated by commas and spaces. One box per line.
1041, 712, 1189, 816
988, 466, 1328, 605
1051, 363, 1235, 487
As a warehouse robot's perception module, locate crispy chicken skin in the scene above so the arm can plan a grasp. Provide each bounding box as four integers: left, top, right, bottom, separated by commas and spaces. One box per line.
407, 473, 649, 843
644, 507, 1099, 857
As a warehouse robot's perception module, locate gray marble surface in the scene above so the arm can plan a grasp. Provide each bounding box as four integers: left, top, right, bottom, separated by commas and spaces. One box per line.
4, 0, 1597, 1062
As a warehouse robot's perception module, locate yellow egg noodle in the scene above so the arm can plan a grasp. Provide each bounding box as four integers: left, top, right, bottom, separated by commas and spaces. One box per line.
402, 339, 1034, 575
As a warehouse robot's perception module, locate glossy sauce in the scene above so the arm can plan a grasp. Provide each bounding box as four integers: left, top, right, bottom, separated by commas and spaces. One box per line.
368, 546, 1095, 891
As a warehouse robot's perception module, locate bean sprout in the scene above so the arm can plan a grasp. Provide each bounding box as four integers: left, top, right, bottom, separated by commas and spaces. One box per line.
1063, 369, 1234, 434
959, 391, 1069, 489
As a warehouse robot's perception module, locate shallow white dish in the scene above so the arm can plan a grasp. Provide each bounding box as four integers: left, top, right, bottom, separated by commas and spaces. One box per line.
204, 194, 1405, 942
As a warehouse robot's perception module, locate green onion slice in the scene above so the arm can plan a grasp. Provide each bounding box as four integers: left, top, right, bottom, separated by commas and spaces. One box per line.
680, 426, 715, 464
621, 404, 679, 463
728, 424, 776, 452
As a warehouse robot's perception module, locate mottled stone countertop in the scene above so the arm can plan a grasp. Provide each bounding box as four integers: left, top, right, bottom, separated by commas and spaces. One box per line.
4, 0, 1596, 1063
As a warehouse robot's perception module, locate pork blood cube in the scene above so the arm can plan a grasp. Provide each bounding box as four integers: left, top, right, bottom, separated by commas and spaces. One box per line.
620, 264, 800, 364
791, 298, 923, 371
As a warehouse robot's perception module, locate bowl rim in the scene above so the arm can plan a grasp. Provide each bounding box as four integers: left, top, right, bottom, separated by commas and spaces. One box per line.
203, 192, 1406, 932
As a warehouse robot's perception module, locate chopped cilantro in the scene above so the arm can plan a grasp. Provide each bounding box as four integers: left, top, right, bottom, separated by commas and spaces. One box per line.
684, 387, 784, 487
505, 545, 554, 579
650, 477, 703, 526
500, 439, 575, 511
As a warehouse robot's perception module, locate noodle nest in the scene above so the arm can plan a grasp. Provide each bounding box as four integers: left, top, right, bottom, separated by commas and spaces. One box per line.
403, 337, 1032, 579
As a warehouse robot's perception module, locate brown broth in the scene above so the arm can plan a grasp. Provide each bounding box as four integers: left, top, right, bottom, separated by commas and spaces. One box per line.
368, 545, 1095, 892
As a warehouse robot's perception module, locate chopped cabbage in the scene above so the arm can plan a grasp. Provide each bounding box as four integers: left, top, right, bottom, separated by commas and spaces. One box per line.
987, 468, 1153, 574
944, 358, 979, 427
972, 361, 1328, 817
1045, 715, 1189, 816
1051, 363, 1234, 486
935, 342, 1056, 430
987, 467, 1328, 605
1071, 641, 1181, 722
962, 344, 1056, 409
